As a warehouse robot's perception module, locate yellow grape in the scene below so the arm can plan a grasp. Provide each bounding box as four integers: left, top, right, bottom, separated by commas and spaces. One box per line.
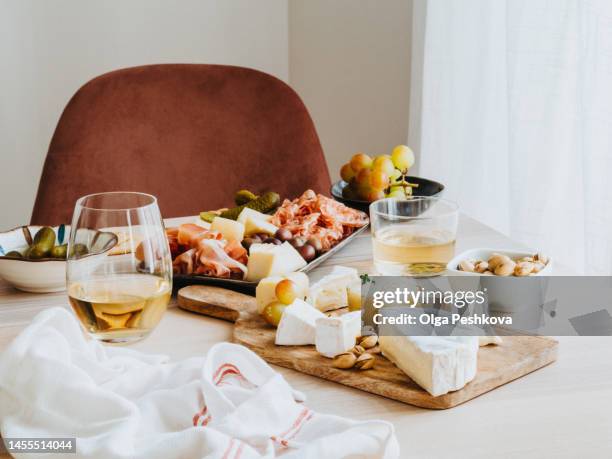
372, 156, 395, 176
391, 145, 415, 171
275, 279, 298, 305
340, 163, 355, 182
366, 188, 385, 202
387, 187, 406, 198
389, 168, 402, 182
262, 301, 287, 327
355, 168, 372, 187
350, 153, 373, 172
370, 169, 389, 190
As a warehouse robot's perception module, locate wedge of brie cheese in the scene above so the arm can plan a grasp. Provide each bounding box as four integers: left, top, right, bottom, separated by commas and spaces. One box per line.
379, 336, 479, 397
315, 311, 362, 358
256, 272, 309, 313
246, 242, 307, 281
307, 266, 360, 312
275, 299, 325, 346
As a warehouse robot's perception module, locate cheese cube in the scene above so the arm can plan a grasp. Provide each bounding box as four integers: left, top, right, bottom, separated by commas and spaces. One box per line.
315, 311, 362, 358
237, 208, 271, 225
210, 217, 245, 242
275, 299, 325, 345
243, 216, 278, 237
256, 272, 310, 313
379, 336, 479, 397
246, 242, 307, 282
307, 266, 359, 312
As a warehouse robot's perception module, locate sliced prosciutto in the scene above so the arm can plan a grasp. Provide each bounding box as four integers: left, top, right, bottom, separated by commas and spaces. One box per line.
271, 190, 368, 252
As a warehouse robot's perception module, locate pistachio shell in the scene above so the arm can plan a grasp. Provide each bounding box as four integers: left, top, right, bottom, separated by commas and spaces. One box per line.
355, 353, 375, 370
359, 335, 378, 349
332, 352, 357, 369
494, 260, 516, 276
352, 345, 366, 356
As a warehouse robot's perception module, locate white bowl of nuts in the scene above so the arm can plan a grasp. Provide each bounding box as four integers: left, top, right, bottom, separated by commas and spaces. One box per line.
446, 249, 551, 277
447, 249, 551, 327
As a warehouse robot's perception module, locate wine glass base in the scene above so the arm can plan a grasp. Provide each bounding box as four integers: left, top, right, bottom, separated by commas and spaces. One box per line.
90, 331, 151, 345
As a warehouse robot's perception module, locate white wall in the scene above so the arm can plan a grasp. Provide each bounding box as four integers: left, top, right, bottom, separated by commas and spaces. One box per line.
0, 0, 288, 228
289, 0, 413, 181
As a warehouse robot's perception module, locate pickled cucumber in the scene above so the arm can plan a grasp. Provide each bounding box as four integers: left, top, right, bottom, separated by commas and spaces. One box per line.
4, 251, 22, 259
50, 244, 68, 259
30, 227, 56, 258
234, 190, 258, 206
70, 243, 89, 257
200, 191, 281, 223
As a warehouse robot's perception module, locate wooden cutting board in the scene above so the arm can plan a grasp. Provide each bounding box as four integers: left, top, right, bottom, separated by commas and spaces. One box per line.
179, 285, 559, 409
178, 285, 257, 322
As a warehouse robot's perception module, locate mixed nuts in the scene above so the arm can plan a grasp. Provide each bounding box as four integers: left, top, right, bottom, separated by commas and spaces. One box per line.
332, 334, 379, 370
458, 252, 549, 277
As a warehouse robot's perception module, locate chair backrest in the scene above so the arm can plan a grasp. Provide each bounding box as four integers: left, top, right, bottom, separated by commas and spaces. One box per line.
31, 64, 331, 225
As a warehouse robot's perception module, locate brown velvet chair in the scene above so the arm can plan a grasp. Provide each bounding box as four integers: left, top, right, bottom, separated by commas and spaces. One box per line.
31, 64, 331, 225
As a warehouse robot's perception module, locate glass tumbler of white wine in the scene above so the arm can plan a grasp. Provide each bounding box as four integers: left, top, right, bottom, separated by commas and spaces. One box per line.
67, 192, 172, 344
370, 197, 459, 276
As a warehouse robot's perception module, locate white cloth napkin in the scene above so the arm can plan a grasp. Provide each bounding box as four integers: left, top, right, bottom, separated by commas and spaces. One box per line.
0, 308, 399, 459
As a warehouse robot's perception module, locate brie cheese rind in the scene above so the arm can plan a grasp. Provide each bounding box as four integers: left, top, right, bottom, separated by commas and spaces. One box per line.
379, 336, 479, 397
275, 299, 325, 346
255, 272, 310, 313
307, 266, 359, 312
315, 311, 362, 358
479, 336, 503, 346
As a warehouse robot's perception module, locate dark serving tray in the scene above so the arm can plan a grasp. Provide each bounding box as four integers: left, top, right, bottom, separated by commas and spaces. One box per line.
172, 223, 369, 294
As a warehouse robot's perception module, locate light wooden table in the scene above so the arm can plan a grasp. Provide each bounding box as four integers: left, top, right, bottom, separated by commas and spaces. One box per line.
1, 215, 611, 458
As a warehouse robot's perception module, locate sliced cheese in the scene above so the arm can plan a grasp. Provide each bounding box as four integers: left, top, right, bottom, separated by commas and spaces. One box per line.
210, 216, 245, 242
243, 216, 278, 237
315, 311, 362, 358
256, 272, 310, 313
237, 208, 272, 225
479, 336, 502, 346
275, 299, 325, 345
307, 266, 359, 312
246, 242, 307, 282
379, 336, 479, 397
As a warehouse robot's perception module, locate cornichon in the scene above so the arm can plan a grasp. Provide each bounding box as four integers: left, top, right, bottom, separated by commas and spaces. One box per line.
234, 189, 259, 206
4, 251, 22, 259
50, 244, 68, 259
200, 191, 281, 223
29, 227, 56, 258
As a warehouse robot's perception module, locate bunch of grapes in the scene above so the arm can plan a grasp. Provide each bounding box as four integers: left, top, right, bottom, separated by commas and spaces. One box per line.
340, 145, 417, 202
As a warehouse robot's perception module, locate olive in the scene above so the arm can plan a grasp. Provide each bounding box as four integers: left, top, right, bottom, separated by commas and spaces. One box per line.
4, 250, 22, 259
249, 234, 262, 243
50, 244, 68, 259
274, 228, 293, 242
290, 237, 306, 249
297, 244, 316, 262
30, 226, 56, 258
306, 237, 323, 254
242, 237, 256, 251
263, 237, 282, 246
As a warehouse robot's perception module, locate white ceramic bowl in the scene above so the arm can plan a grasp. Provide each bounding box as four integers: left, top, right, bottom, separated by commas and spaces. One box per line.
0, 225, 117, 293
446, 248, 552, 330
446, 248, 552, 276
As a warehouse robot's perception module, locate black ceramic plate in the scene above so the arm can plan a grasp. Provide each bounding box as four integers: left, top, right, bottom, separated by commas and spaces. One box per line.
330, 176, 445, 213
173, 223, 369, 294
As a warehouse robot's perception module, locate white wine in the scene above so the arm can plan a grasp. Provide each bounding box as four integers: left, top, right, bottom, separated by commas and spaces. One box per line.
68, 274, 171, 343
373, 225, 455, 276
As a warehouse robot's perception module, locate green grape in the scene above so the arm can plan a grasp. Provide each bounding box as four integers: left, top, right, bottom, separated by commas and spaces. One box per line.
391, 145, 415, 171
350, 153, 373, 172
340, 163, 355, 182
372, 156, 395, 176
275, 279, 298, 305
389, 168, 402, 182
262, 301, 287, 327
387, 188, 407, 198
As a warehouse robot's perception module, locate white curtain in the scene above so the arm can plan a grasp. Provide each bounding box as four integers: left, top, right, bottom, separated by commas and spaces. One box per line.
410, 0, 612, 274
